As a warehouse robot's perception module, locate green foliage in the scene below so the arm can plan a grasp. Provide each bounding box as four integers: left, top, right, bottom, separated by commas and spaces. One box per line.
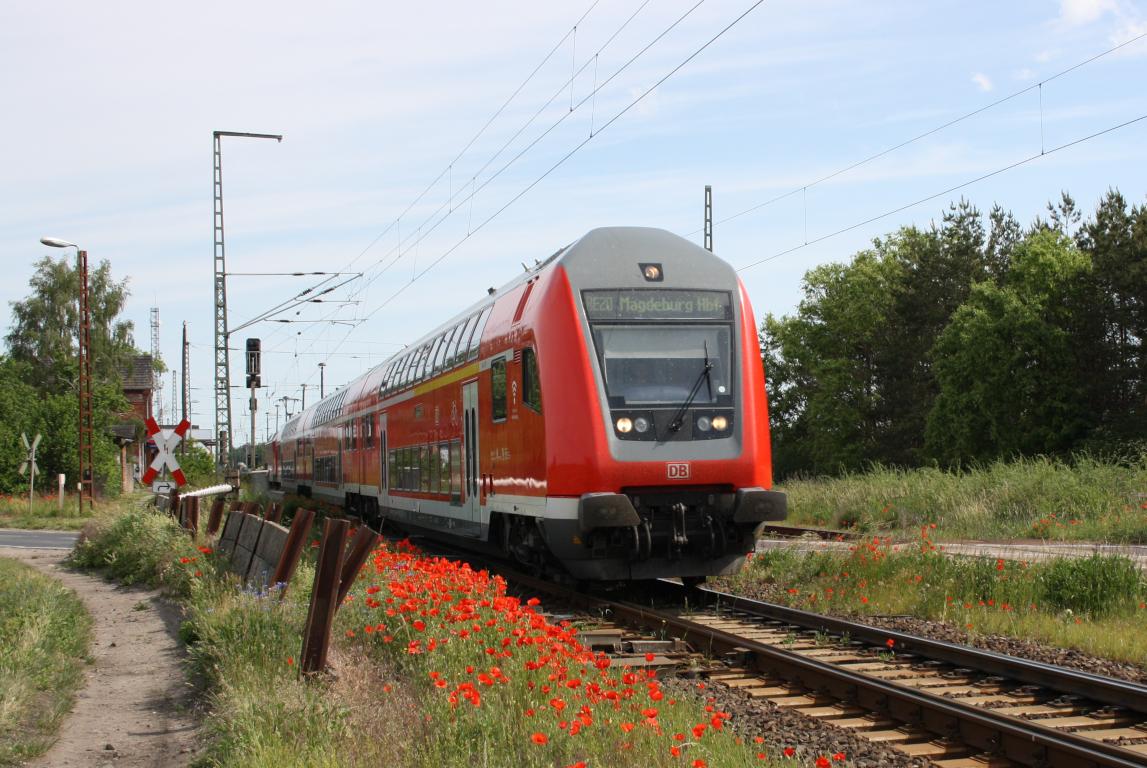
180, 442, 220, 488
764, 191, 1147, 476
0, 557, 92, 766
780, 454, 1147, 541
69, 506, 203, 594
1039, 555, 1141, 617
1, 251, 146, 497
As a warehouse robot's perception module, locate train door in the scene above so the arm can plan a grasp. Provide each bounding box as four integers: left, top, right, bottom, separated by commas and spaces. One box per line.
379, 413, 389, 508
462, 381, 480, 522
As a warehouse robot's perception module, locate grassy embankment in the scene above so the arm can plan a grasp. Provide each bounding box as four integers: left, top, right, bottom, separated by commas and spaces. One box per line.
0, 490, 153, 531
74, 506, 835, 768
778, 454, 1147, 541
714, 529, 1147, 665
0, 558, 92, 766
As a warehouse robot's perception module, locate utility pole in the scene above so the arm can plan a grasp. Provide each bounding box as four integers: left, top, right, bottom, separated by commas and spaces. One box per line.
246, 338, 261, 470
78, 250, 94, 509
318, 362, 326, 398
213, 130, 282, 472
150, 307, 162, 421
39, 237, 93, 509
181, 322, 190, 455
301, 382, 307, 411
171, 370, 177, 426
704, 185, 713, 253
275, 402, 281, 433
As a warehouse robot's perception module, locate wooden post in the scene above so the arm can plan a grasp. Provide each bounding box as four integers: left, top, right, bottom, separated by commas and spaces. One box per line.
242, 500, 261, 517
206, 497, 226, 536
264, 502, 283, 524
169, 488, 181, 518
272, 507, 314, 595
336, 526, 381, 606
300, 518, 348, 674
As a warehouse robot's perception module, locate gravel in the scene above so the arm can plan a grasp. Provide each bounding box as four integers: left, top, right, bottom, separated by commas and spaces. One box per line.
662, 677, 934, 768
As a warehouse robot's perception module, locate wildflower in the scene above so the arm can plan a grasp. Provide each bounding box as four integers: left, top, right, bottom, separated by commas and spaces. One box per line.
692, 761, 707, 768
885, 638, 895, 649
530, 732, 548, 745
645, 652, 656, 662
670, 746, 681, 757
783, 747, 795, 758
286, 656, 294, 666
832, 753, 846, 762
816, 758, 830, 768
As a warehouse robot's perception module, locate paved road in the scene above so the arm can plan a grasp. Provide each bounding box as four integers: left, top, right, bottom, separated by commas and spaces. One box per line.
0, 528, 79, 550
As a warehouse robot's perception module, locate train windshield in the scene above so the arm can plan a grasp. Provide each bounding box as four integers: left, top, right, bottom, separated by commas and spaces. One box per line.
591, 325, 733, 406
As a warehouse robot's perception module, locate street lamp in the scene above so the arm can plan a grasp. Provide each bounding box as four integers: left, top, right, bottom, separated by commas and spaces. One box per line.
40, 236, 95, 513
318, 362, 326, 398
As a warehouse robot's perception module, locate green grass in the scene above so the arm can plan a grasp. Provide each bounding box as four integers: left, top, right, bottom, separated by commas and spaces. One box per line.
0, 558, 93, 766
0, 494, 102, 531
779, 454, 1147, 541
714, 533, 1147, 665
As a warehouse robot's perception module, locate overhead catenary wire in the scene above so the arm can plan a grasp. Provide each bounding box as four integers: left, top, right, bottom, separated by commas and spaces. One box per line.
735, 111, 1147, 273
693, 29, 1147, 236
268, 0, 703, 398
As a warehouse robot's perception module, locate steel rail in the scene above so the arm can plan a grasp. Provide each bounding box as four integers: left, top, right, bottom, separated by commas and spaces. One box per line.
689, 584, 1147, 716
499, 569, 1146, 768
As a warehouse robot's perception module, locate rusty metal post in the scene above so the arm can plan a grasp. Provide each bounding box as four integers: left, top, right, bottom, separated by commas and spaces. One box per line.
272, 507, 314, 595
206, 497, 226, 536
301, 517, 348, 674
242, 500, 261, 516
187, 496, 200, 536
169, 488, 181, 520
336, 526, 381, 606
264, 501, 282, 524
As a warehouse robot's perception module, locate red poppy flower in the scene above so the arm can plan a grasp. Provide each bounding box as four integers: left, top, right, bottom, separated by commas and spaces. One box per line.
832, 753, 846, 762
530, 732, 547, 745
816, 757, 830, 768
783, 747, 795, 758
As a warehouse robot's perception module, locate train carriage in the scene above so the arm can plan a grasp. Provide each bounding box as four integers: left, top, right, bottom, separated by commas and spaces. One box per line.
271, 226, 786, 581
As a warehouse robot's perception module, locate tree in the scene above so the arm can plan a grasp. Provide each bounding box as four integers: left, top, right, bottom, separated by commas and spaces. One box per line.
926, 230, 1092, 462
6, 255, 136, 389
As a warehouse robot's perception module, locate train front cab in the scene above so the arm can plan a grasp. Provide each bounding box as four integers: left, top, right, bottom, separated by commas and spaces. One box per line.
536, 228, 786, 581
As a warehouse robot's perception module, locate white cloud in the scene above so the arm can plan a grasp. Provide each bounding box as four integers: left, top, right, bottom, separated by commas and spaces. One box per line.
1060, 0, 1118, 26
971, 72, 994, 91
1015, 67, 1035, 81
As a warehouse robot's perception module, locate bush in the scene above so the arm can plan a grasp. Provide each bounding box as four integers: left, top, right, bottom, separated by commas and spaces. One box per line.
70, 505, 203, 594
1039, 555, 1142, 617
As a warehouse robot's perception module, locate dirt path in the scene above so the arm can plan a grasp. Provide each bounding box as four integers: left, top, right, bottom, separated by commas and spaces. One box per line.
0, 546, 199, 767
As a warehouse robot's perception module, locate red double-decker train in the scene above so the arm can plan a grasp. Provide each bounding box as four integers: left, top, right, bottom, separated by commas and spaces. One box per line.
269, 227, 785, 581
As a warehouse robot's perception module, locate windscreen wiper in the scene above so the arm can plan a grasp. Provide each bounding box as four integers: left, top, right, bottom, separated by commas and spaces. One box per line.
668, 341, 713, 433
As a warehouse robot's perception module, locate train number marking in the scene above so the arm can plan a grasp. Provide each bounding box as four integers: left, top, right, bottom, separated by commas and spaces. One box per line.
666, 462, 690, 480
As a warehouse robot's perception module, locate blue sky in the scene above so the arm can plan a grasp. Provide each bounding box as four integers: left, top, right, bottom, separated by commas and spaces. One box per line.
2, 0, 1145, 445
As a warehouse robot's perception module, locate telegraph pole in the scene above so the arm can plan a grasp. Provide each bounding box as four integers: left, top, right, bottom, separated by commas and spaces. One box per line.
704, 185, 713, 253
318, 362, 326, 398
78, 250, 94, 509
213, 130, 282, 472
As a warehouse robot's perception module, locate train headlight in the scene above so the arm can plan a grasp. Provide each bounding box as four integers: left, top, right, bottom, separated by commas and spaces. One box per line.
711, 415, 728, 431
634, 416, 650, 433
696, 416, 712, 432
616, 417, 633, 433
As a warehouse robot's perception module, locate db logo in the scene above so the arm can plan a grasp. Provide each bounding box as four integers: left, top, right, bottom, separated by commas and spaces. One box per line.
666, 462, 690, 480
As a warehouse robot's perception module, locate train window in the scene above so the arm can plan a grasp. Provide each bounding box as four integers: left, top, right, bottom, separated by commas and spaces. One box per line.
438, 443, 450, 494
444, 321, 466, 366
412, 344, 430, 382
453, 314, 479, 365
433, 328, 454, 373
428, 444, 439, 493
398, 353, 414, 388
449, 439, 462, 505
398, 447, 410, 490
426, 335, 444, 377
419, 446, 431, 492
522, 347, 542, 413
468, 306, 492, 361
388, 450, 398, 490
363, 416, 373, 449
491, 358, 507, 422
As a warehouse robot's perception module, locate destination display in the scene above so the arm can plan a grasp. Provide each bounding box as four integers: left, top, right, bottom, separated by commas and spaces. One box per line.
583, 289, 732, 321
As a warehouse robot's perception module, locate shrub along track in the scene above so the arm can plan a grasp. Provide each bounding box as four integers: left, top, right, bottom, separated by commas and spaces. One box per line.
492, 563, 1147, 768
0, 546, 199, 767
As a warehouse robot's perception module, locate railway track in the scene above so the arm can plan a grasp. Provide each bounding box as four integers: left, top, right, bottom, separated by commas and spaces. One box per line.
491, 567, 1147, 768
